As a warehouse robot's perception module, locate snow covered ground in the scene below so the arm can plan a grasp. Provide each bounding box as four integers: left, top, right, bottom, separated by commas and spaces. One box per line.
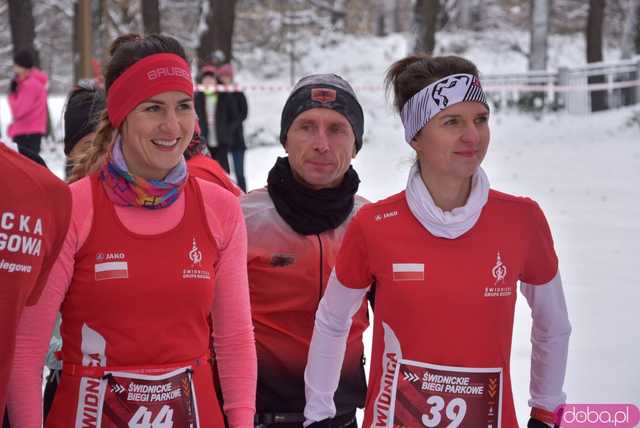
1, 30, 638, 423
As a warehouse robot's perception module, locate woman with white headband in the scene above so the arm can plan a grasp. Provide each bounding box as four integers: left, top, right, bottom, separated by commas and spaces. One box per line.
303, 55, 570, 428
6, 34, 256, 427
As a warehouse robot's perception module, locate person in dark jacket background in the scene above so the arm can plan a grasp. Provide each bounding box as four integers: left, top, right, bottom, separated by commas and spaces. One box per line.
194, 64, 248, 191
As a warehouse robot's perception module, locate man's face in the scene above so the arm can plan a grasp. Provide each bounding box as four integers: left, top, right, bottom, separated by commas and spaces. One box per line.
285, 108, 357, 190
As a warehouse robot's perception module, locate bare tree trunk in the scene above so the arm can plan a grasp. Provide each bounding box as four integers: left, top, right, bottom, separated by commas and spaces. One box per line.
529, 0, 550, 71
375, 0, 387, 36
621, 0, 639, 59
8, 0, 39, 66
101, 0, 111, 68
141, 0, 161, 34
636, 4, 640, 54
414, 0, 439, 54
197, 0, 237, 65
75, 0, 93, 82
621, 0, 640, 105
459, 0, 472, 29
586, 0, 607, 111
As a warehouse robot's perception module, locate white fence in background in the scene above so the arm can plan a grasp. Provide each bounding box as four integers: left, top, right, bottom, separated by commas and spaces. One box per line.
481, 57, 640, 114
204, 57, 640, 115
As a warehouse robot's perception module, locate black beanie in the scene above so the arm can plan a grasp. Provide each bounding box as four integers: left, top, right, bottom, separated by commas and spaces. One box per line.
280, 74, 364, 152
13, 50, 35, 69
64, 82, 106, 156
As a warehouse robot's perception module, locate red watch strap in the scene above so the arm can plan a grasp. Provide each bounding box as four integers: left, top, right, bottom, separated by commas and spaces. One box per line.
531, 407, 557, 425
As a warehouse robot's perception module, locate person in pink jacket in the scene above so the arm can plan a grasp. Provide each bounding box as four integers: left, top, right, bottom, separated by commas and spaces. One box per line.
6, 33, 256, 428
8, 49, 48, 156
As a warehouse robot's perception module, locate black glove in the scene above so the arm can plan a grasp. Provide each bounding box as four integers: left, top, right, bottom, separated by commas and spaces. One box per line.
528, 417, 556, 428
307, 420, 332, 428
9, 78, 18, 93
308, 412, 356, 428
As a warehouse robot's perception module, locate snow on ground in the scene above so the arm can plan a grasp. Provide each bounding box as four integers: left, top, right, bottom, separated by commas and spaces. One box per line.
1, 30, 638, 423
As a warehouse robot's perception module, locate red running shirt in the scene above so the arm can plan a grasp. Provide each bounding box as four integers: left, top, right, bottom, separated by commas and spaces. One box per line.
0, 144, 70, 420
46, 174, 224, 427
335, 190, 558, 428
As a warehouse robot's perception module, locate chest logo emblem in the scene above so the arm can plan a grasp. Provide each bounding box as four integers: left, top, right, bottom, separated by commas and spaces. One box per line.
491, 252, 507, 285
182, 238, 210, 280
189, 238, 203, 267
484, 252, 511, 298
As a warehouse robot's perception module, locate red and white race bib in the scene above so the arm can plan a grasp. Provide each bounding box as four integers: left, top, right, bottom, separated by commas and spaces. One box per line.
389, 360, 503, 428
95, 367, 200, 428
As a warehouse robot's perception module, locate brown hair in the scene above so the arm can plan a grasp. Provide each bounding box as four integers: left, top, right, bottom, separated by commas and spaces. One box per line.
384, 54, 480, 114
68, 33, 190, 182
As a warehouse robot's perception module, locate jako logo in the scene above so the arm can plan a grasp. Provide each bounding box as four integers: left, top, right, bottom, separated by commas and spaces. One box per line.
555, 403, 640, 427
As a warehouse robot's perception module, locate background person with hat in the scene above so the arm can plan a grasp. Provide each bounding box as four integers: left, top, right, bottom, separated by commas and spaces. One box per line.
7, 49, 49, 156
195, 63, 248, 191
242, 74, 369, 428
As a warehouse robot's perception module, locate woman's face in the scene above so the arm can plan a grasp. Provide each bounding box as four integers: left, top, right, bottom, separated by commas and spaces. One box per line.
121, 91, 195, 180
411, 101, 490, 183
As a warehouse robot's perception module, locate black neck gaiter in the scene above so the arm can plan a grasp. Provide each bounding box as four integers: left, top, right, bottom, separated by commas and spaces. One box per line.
267, 157, 360, 235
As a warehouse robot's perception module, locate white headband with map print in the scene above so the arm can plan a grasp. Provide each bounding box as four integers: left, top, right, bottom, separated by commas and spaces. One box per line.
400, 73, 489, 143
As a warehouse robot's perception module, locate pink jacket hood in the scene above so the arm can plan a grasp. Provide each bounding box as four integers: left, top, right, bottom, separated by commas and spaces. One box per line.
8, 69, 49, 138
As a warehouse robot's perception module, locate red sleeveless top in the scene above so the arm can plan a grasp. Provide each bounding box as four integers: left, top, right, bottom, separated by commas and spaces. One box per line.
47, 174, 225, 427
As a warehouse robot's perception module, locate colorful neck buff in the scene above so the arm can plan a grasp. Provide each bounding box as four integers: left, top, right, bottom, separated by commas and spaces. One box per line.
99, 137, 188, 209
400, 73, 489, 143
107, 53, 194, 128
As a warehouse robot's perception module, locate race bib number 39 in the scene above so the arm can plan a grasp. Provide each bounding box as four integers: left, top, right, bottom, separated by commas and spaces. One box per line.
100, 367, 199, 428
390, 360, 502, 428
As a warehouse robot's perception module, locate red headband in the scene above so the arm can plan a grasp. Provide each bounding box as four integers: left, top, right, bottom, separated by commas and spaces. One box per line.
107, 53, 194, 128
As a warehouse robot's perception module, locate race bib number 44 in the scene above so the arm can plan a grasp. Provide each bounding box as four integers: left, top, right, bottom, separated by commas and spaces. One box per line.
389, 360, 502, 428
100, 367, 199, 428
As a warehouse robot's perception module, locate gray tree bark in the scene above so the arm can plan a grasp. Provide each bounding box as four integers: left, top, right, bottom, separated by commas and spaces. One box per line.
197, 0, 237, 65
413, 0, 439, 54
459, 0, 472, 29
620, 0, 639, 59
529, 0, 550, 71
141, 0, 161, 34
8, 0, 39, 66
586, 0, 607, 111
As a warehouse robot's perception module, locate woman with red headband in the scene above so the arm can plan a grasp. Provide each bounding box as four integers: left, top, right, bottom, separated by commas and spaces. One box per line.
302, 55, 571, 428
6, 34, 256, 428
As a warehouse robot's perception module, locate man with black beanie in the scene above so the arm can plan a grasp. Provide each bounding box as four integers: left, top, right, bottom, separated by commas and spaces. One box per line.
241, 74, 369, 428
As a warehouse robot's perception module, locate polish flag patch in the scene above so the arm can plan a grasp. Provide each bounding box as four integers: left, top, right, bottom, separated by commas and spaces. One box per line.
95, 261, 129, 281
392, 263, 424, 281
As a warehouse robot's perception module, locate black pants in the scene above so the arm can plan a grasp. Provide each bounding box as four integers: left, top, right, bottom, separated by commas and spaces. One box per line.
255, 411, 357, 428
231, 148, 246, 192
211, 144, 230, 173
43, 369, 59, 421
210, 145, 247, 191
13, 133, 42, 156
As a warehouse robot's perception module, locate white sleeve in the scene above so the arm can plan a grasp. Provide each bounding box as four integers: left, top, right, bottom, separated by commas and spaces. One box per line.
303, 269, 369, 426
520, 270, 571, 412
